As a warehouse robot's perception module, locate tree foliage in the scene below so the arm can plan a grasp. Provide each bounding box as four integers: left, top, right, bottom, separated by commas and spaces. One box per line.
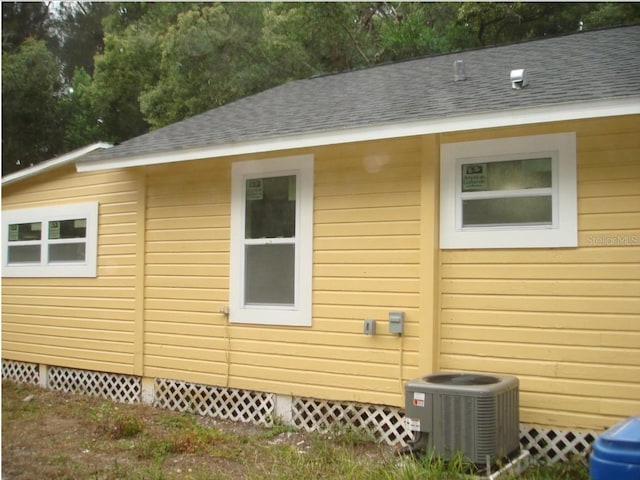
2, 39, 64, 175
58, 68, 102, 150
3, 1, 639, 175
49, 2, 110, 82
1, 2, 53, 53
140, 3, 266, 128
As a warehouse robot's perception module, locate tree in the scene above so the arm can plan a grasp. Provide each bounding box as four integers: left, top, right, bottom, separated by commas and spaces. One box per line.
3, 2, 640, 176
1, 2, 53, 53
456, 2, 640, 48
2, 39, 64, 175
87, 3, 199, 141
86, 30, 158, 143
581, 3, 640, 30
49, 2, 110, 83
375, 3, 472, 61
262, 2, 383, 73
139, 3, 292, 128
57, 68, 103, 150
140, 4, 248, 127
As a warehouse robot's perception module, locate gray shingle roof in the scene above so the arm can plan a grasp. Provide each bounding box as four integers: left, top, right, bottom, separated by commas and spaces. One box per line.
85, 25, 640, 163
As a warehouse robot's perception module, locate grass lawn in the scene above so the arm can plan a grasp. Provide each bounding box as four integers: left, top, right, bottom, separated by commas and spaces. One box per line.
2, 381, 589, 479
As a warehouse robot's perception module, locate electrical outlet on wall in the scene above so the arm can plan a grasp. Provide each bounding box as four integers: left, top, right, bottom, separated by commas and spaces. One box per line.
363, 319, 376, 335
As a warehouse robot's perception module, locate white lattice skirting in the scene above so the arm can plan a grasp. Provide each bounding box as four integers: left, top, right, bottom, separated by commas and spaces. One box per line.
520, 425, 597, 462
2, 360, 597, 463
47, 366, 142, 404
2, 359, 39, 385
292, 396, 410, 446
154, 377, 275, 426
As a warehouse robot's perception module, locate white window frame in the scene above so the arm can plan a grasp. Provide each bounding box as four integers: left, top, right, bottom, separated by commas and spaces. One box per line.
230, 154, 314, 326
440, 132, 577, 249
2, 202, 99, 277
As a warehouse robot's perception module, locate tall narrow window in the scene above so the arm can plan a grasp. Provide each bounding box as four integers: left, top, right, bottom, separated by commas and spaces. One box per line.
244, 175, 296, 306
230, 155, 313, 326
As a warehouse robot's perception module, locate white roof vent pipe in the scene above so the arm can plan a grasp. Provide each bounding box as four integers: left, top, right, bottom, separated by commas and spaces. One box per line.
510, 69, 529, 89
454, 60, 466, 81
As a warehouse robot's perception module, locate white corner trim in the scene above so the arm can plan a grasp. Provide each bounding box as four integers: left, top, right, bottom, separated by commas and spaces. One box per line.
75, 97, 640, 173
2, 143, 112, 186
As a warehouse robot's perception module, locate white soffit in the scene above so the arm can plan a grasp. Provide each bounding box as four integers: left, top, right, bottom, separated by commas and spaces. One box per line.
75, 97, 640, 173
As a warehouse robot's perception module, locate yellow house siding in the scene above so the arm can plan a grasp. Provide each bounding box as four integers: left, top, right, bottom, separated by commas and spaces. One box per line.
2, 167, 140, 374
311, 138, 423, 405
143, 161, 231, 386
4, 113, 635, 435
439, 115, 640, 431
133, 171, 147, 375
142, 139, 424, 406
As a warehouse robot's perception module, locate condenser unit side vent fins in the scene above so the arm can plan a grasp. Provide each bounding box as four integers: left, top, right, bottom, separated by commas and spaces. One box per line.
405, 372, 520, 465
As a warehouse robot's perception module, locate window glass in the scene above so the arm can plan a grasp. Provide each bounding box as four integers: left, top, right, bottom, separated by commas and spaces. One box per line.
245, 244, 295, 305
462, 157, 551, 192
8, 245, 41, 263
245, 176, 296, 239
463, 196, 552, 226
49, 244, 86, 262
49, 219, 86, 240
460, 157, 553, 228
8, 222, 41, 241
7, 222, 42, 264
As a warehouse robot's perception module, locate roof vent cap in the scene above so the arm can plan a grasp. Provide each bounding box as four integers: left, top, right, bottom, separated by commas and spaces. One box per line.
454, 60, 466, 81
510, 69, 528, 89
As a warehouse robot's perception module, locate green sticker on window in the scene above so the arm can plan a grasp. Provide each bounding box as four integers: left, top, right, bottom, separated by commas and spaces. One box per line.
8, 224, 18, 241
246, 179, 263, 201
49, 221, 61, 239
462, 163, 487, 191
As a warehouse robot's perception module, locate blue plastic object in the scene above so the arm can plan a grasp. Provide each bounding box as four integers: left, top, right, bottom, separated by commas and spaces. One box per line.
590, 416, 640, 480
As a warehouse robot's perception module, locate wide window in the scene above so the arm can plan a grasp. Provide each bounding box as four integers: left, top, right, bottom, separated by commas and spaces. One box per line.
2, 202, 99, 277
230, 155, 313, 326
440, 133, 577, 249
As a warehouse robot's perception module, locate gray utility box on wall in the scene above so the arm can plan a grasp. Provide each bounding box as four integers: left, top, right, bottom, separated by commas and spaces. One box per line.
405, 372, 520, 465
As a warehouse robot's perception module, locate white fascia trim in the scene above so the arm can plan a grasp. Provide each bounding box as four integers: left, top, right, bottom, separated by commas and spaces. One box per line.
75, 96, 640, 173
3, 142, 112, 186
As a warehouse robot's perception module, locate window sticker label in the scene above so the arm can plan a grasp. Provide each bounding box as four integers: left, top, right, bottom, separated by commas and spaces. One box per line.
412, 392, 426, 408
462, 163, 487, 191
8, 225, 18, 241
49, 221, 61, 240
246, 179, 264, 201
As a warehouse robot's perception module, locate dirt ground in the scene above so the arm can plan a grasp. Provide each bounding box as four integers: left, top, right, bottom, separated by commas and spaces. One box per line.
2, 381, 591, 480
2, 380, 395, 480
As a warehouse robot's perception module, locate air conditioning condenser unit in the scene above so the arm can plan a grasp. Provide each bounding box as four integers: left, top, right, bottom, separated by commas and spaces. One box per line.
404, 372, 520, 465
